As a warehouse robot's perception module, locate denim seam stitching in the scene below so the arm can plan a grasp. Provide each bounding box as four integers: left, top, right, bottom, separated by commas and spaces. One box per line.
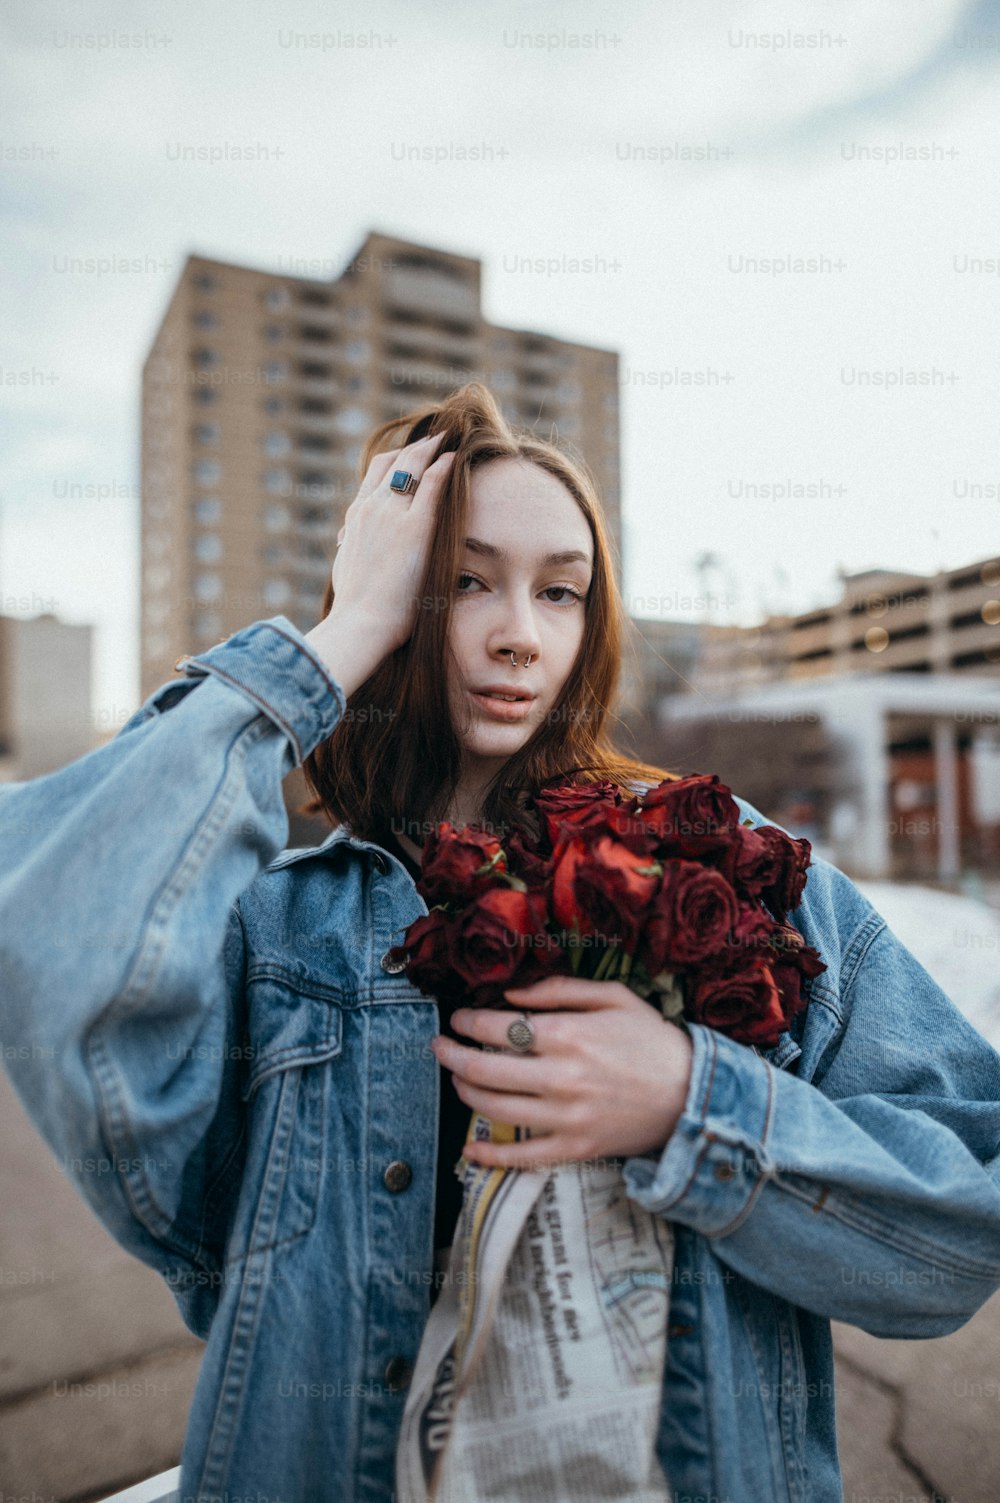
709, 1055, 775, 1237
190, 660, 307, 763
86, 716, 272, 1263
839, 912, 887, 1000
200, 1245, 272, 1491
768, 1175, 1000, 1280
264, 621, 347, 712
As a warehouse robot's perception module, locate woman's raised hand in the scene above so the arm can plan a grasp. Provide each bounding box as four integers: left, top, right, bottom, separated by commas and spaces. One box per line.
304, 431, 455, 695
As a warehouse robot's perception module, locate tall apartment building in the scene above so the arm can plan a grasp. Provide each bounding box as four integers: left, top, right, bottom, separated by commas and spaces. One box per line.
690, 554, 1000, 696
140, 231, 621, 700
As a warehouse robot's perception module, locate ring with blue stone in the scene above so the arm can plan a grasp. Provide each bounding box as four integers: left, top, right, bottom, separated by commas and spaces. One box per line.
389, 469, 417, 495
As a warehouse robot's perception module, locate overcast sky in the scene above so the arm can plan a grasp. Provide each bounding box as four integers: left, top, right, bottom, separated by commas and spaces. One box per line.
3, 0, 1000, 723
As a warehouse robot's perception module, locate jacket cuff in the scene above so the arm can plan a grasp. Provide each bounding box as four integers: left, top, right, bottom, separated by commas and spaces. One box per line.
174, 616, 346, 766
622, 1023, 778, 1237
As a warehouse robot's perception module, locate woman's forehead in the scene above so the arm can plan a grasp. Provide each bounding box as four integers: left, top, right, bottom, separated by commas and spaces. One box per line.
467, 458, 592, 556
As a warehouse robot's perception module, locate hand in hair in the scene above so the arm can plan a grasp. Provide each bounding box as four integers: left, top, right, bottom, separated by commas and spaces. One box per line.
304, 430, 455, 696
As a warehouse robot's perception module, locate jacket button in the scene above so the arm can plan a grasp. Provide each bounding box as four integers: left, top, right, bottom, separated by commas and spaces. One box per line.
383, 1160, 412, 1193
713, 1162, 736, 1181
380, 949, 407, 974
384, 1355, 414, 1392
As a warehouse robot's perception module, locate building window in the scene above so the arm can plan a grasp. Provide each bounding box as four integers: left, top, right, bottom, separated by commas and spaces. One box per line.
193, 495, 222, 524
299, 287, 332, 307
192, 347, 219, 368
262, 543, 283, 564
262, 431, 291, 457
194, 422, 221, 446
193, 309, 218, 330
194, 573, 222, 602
192, 271, 218, 292
264, 468, 292, 495
346, 303, 366, 322
265, 503, 291, 531
263, 324, 286, 344
194, 533, 222, 563
193, 458, 222, 485
299, 360, 333, 380
335, 405, 368, 436
264, 360, 289, 383
194, 611, 223, 639
298, 470, 333, 494
193, 386, 219, 405
265, 286, 291, 310
345, 339, 370, 362
263, 578, 292, 607
263, 395, 284, 415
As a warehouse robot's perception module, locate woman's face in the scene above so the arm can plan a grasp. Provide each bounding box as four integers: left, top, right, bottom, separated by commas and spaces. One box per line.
445, 456, 594, 793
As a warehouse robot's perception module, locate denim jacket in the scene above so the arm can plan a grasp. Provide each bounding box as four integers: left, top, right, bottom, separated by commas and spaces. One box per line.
2, 615, 1000, 1503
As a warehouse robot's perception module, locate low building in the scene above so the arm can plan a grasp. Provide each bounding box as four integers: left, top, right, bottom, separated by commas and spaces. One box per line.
0, 614, 94, 782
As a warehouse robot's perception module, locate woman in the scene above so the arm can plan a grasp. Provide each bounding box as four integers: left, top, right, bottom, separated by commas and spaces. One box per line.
1, 383, 999, 1503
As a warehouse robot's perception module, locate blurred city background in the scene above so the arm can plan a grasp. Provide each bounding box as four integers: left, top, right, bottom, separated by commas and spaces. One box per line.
2, 1, 1000, 1499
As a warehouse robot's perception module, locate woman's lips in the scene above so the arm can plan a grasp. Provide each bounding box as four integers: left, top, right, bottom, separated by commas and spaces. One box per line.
468, 690, 536, 721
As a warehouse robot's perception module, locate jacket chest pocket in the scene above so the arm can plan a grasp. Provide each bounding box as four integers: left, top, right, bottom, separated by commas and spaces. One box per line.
229, 972, 344, 1259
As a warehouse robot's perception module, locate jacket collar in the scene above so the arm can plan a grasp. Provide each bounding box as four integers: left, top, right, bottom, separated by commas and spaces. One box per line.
265, 822, 389, 872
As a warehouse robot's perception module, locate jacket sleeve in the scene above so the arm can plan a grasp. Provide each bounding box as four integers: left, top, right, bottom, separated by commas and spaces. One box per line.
622, 851, 1000, 1339
0, 616, 346, 1322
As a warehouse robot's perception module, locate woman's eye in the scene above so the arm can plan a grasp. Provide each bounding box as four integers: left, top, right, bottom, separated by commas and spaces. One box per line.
456, 574, 584, 604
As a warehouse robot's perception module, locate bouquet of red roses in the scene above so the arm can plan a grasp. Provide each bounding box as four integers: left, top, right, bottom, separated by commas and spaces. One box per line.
386, 773, 827, 1050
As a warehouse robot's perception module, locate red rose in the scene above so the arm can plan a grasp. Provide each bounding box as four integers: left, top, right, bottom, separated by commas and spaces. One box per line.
418, 823, 508, 908
504, 824, 550, 888
393, 914, 466, 1005
638, 861, 741, 974
532, 778, 621, 850
446, 887, 551, 992
551, 834, 659, 947
550, 835, 588, 931
733, 824, 811, 916
693, 900, 781, 978
768, 921, 827, 1026
686, 959, 787, 1048
634, 774, 742, 871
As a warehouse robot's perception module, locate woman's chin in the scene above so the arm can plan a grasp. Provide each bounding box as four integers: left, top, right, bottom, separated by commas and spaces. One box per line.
459, 723, 533, 762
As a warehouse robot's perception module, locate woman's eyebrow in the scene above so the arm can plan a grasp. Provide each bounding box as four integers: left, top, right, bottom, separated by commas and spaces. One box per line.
463, 536, 592, 569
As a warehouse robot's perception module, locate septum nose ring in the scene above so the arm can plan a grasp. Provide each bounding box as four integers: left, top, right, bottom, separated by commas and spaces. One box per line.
510, 652, 533, 667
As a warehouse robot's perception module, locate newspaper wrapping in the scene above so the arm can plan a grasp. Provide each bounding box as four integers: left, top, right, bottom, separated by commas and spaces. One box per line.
394, 1088, 675, 1503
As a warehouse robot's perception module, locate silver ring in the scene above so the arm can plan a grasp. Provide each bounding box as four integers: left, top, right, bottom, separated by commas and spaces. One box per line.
506, 1011, 535, 1053
389, 469, 417, 495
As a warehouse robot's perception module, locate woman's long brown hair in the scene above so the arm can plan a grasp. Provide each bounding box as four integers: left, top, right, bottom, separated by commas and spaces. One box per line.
300, 382, 678, 843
